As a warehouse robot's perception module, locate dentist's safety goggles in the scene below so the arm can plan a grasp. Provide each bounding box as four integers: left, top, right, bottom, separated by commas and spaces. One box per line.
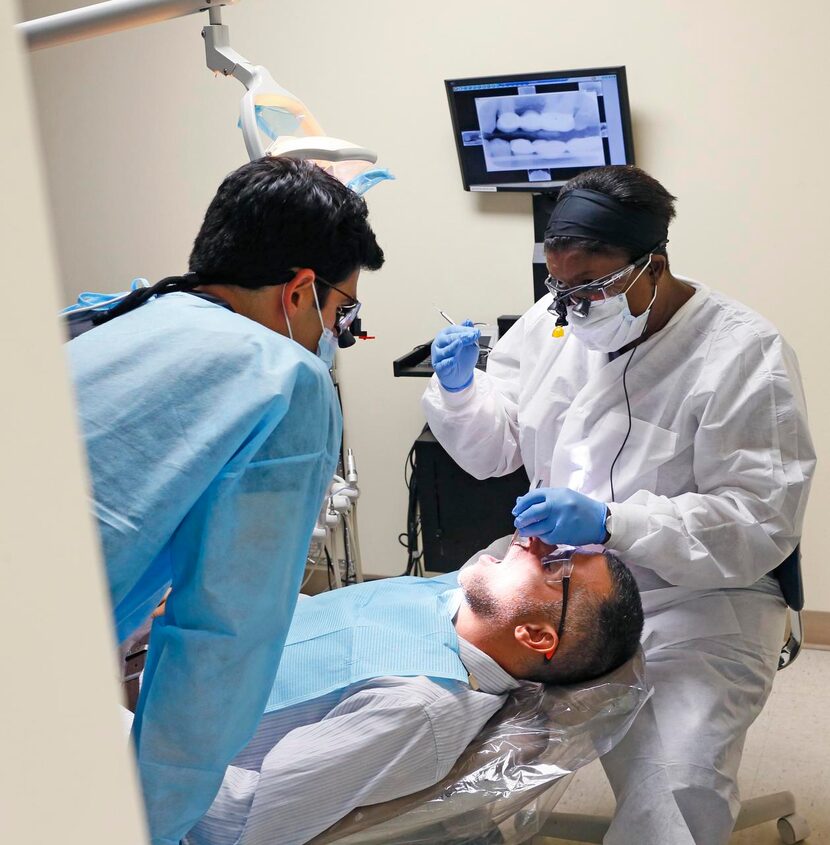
544, 250, 653, 318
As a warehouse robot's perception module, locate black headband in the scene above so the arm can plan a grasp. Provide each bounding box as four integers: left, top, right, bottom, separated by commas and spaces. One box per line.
545, 188, 668, 255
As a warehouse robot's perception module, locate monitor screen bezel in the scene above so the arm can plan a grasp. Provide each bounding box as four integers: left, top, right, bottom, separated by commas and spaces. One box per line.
445, 65, 635, 192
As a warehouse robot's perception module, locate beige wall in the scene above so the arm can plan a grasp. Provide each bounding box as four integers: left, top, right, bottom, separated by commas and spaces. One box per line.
2, 3, 147, 842
22, 1, 828, 605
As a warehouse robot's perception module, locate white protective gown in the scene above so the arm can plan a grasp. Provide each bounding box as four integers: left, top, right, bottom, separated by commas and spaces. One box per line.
422, 280, 815, 845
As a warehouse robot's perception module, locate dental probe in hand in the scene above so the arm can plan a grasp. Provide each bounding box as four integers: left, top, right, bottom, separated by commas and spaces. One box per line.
435, 306, 456, 325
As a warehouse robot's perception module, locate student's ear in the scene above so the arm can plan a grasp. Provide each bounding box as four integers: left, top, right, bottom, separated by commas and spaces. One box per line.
283, 269, 316, 314
514, 623, 558, 659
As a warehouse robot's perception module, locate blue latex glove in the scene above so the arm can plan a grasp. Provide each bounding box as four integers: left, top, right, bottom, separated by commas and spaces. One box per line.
431, 320, 481, 392
512, 487, 608, 546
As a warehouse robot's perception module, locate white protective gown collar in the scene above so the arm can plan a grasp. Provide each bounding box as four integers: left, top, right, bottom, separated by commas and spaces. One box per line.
648, 277, 710, 337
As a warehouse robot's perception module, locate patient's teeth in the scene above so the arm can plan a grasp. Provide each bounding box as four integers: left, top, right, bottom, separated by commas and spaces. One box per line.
496, 111, 521, 132
540, 112, 575, 133
543, 140, 567, 157
510, 138, 534, 155
487, 138, 511, 158
519, 110, 542, 132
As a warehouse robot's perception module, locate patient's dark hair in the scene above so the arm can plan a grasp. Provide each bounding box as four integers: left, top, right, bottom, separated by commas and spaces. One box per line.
521, 552, 644, 686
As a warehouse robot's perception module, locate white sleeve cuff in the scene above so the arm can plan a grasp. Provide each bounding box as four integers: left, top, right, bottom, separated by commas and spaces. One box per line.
430, 372, 478, 408
606, 501, 650, 552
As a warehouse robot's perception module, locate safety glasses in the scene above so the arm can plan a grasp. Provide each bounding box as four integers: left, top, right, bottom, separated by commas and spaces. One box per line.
313, 275, 362, 335
544, 251, 651, 311
508, 532, 573, 650
282, 268, 362, 335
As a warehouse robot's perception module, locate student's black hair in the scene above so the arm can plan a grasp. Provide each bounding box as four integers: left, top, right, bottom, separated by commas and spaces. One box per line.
94, 157, 384, 324
189, 156, 384, 289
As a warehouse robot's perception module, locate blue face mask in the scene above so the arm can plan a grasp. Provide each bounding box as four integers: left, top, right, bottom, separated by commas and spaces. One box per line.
312, 285, 337, 369
316, 327, 337, 369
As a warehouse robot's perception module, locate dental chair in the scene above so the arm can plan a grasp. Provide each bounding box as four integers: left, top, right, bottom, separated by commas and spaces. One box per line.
307, 535, 652, 845
310, 649, 651, 845
312, 545, 810, 845
532, 545, 811, 845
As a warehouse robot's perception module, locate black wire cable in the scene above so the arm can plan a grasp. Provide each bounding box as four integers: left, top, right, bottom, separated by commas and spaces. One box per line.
405, 448, 421, 575
333, 379, 347, 480
324, 546, 334, 591
608, 345, 637, 503
342, 517, 351, 586
399, 444, 424, 576
608, 277, 657, 502
90, 274, 200, 324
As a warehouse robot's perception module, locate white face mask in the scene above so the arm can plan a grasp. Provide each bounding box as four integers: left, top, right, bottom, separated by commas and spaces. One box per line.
312, 284, 337, 369
570, 260, 657, 353
281, 284, 337, 369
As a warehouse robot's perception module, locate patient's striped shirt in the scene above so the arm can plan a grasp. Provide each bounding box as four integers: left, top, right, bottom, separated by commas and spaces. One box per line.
184, 618, 518, 845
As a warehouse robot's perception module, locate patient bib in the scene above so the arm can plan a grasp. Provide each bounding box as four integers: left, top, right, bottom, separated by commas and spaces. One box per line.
264, 575, 468, 712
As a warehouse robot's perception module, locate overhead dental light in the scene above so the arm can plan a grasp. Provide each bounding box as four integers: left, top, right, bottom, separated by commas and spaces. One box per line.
200, 4, 384, 186
17, 0, 390, 191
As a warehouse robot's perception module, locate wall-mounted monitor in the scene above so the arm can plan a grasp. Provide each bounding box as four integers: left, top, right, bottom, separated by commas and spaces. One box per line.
445, 66, 634, 192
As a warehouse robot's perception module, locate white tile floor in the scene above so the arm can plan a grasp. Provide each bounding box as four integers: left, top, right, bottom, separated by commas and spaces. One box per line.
542, 647, 830, 844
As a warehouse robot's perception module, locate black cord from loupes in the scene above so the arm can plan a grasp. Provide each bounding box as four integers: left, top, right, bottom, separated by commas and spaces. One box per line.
609, 276, 658, 502
90, 274, 200, 325
333, 379, 347, 480
609, 345, 637, 503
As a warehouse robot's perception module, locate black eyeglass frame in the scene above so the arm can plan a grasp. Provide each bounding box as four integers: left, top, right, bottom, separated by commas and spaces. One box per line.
279, 267, 362, 335
313, 275, 362, 335
508, 534, 573, 660
553, 565, 571, 655
541, 550, 573, 658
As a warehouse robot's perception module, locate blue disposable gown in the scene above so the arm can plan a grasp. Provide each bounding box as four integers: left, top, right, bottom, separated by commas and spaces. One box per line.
66, 292, 342, 845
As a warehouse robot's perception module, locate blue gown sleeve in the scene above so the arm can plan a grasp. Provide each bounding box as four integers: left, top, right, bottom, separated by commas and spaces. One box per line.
132, 357, 341, 845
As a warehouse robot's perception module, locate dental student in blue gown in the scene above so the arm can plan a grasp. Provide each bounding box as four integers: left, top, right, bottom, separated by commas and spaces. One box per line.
65, 157, 385, 845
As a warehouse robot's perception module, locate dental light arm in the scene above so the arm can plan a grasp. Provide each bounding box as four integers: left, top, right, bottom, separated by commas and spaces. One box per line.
202, 8, 377, 167
17, 0, 239, 52
18, 1, 383, 180
202, 6, 322, 161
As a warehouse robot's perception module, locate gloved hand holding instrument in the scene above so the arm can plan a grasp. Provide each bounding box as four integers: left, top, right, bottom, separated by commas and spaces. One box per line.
513, 487, 609, 547
431, 319, 481, 392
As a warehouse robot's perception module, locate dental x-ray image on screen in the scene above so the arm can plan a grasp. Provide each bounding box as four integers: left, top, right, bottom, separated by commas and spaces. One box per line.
476, 91, 604, 172
445, 67, 635, 191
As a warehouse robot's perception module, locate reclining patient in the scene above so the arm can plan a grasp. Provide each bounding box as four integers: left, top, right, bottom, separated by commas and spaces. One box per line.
185, 538, 644, 845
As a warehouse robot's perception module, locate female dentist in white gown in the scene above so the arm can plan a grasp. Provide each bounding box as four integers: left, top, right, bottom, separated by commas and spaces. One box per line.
422, 166, 815, 845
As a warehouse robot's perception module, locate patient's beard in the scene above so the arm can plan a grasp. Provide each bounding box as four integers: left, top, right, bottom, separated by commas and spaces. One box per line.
460, 570, 528, 625
461, 572, 503, 620
461, 571, 554, 630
